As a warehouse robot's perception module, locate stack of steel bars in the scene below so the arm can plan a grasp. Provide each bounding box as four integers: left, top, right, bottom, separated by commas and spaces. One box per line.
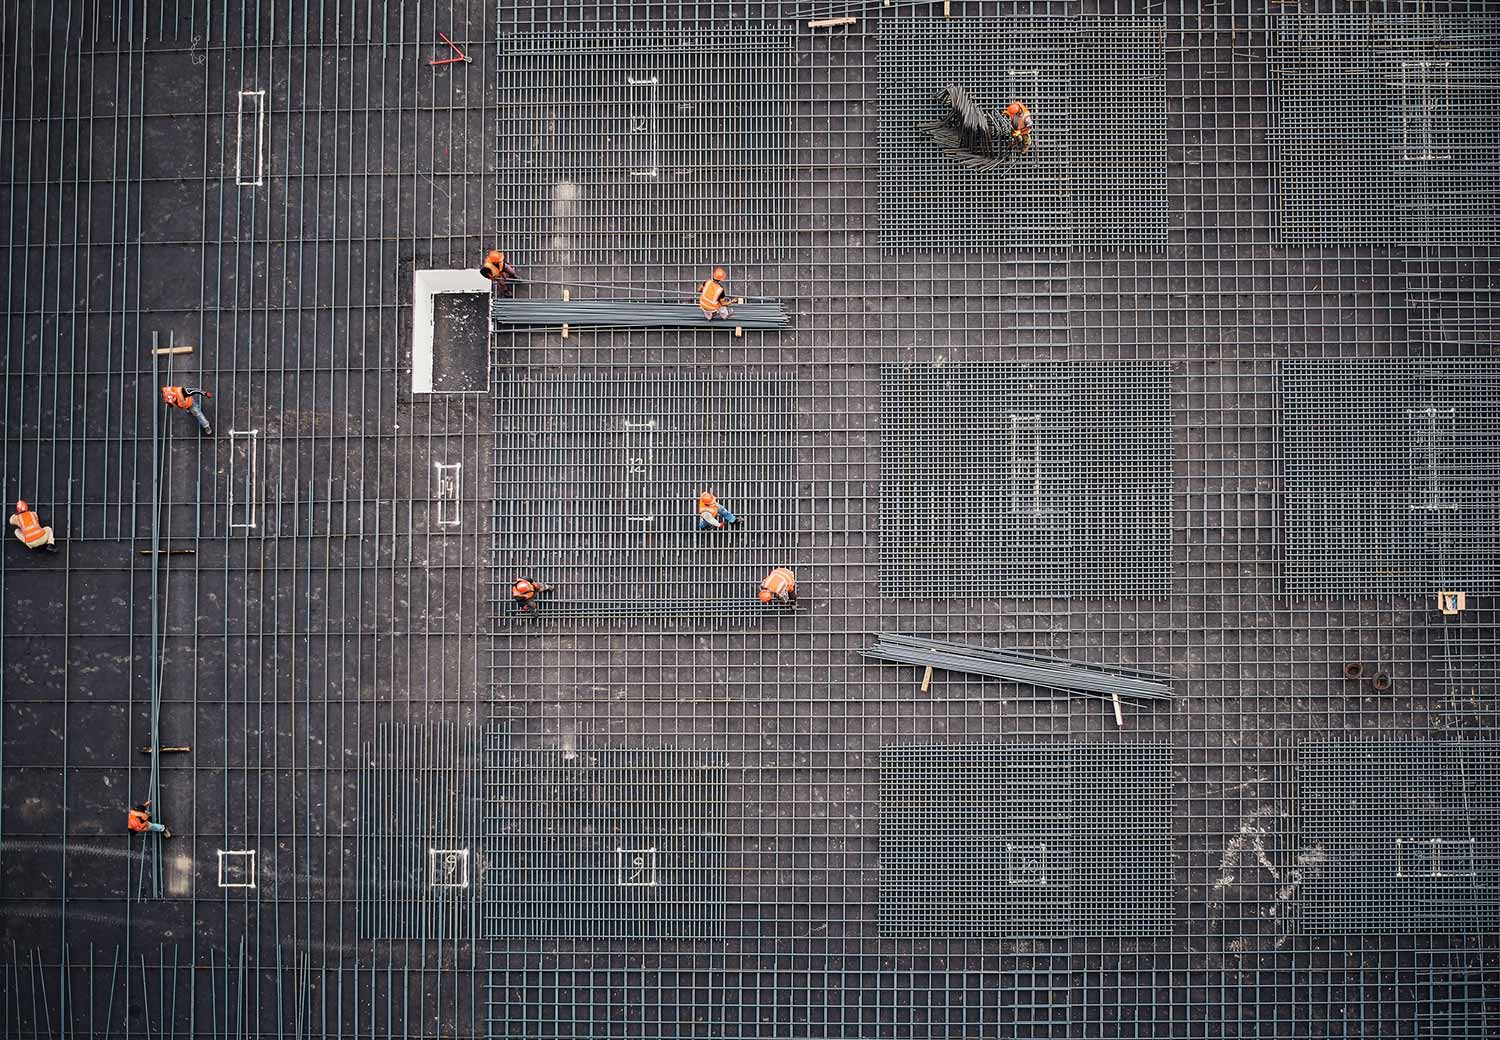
490, 299, 791, 329
864, 633, 1174, 702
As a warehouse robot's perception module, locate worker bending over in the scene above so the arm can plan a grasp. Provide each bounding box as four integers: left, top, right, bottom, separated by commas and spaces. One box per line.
1005, 101, 1033, 152
759, 566, 797, 606
698, 267, 737, 321
161, 386, 213, 436
9, 500, 57, 552
127, 799, 172, 838
480, 250, 519, 295
511, 577, 555, 613
697, 492, 740, 530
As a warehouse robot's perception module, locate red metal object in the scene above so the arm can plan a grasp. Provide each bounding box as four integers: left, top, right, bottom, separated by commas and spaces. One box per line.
429, 32, 471, 66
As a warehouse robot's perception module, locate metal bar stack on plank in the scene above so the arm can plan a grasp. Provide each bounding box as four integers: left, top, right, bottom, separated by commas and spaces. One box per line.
864, 633, 1173, 703
490, 299, 791, 330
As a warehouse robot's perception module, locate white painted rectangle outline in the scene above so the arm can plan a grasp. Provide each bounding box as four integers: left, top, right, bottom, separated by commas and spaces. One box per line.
434, 462, 462, 527
626, 76, 659, 177
623, 419, 656, 523
428, 847, 470, 888
411, 269, 491, 395
217, 849, 257, 888
228, 429, 259, 529
616, 846, 658, 887
235, 90, 266, 186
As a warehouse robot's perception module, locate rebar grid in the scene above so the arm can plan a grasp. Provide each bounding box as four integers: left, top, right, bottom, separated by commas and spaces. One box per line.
1, 0, 1499, 1038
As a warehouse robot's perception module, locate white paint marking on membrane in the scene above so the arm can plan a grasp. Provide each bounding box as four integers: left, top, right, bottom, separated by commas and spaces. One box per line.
235, 90, 266, 186
411, 269, 491, 394
228, 429, 259, 529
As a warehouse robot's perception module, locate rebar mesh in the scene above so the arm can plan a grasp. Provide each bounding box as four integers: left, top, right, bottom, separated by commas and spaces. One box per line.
1292, 740, 1500, 934
1270, 13, 1500, 245
877, 17, 1166, 252
879, 743, 1173, 938
1280, 358, 1500, 595
483, 747, 727, 939
880, 361, 1173, 597
490, 364, 798, 622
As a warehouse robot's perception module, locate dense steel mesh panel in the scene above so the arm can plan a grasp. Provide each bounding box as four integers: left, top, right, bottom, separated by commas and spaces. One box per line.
1280, 358, 1500, 595
880, 361, 1173, 598
1293, 740, 1500, 935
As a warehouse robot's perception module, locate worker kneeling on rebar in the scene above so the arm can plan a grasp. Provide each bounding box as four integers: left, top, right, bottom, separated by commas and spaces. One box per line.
759, 566, 797, 607
511, 576, 554, 613
698, 267, 736, 321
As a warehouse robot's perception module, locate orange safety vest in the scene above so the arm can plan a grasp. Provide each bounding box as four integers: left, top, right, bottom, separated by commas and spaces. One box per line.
761, 567, 795, 599
512, 579, 538, 601
698, 278, 726, 314
1012, 106, 1032, 137
127, 809, 151, 833
481, 251, 510, 279
11, 510, 47, 547
161, 386, 192, 410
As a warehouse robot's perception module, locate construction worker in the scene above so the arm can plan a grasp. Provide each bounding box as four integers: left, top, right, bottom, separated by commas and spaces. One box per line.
511, 577, 555, 613
1005, 101, 1033, 152
698, 267, 734, 321
161, 386, 213, 435
9, 499, 57, 552
480, 250, 519, 296
126, 799, 171, 838
697, 491, 740, 530
759, 566, 797, 606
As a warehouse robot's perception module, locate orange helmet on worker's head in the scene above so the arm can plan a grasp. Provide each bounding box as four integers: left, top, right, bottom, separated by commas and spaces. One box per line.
14, 499, 27, 513
758, 587, 773, 603
698, 491, 716, 508
712, 267, 727, 281
1006, 102, 1023, 118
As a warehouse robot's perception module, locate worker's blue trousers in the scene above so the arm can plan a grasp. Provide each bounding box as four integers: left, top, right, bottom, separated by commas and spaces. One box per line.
699, 508, 737, 529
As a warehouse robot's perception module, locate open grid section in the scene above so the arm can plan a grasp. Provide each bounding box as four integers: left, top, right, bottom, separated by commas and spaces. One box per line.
1291, 740, 1500, 935
482, 747, 728, 940
879, 742, 1173, 938
1269, 12, 1500, 246
1280, 358, 1500, 595
876, 17, 1167, 252
495, 28, 793, 270
880, 361, 1173, 598
490, 363, 799, 623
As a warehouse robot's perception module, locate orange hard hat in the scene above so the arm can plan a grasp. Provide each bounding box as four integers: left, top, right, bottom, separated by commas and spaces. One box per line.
758, 587, 773, 603
1006, 102, 1023, 117
712, 267, 727, 281
14, 499, 27, 512
698, 491, 716, 507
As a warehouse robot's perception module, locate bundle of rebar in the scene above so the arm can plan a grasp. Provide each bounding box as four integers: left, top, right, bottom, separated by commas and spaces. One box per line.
916, 84, 1015, 173
863, 633, 1174, 702
491, 299, 791, 330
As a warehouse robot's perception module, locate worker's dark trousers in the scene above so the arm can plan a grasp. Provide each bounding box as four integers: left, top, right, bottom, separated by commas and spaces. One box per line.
186, 402, 211, 433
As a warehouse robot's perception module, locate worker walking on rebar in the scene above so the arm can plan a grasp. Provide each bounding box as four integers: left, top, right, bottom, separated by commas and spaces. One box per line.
759, 566, 797, 606
698, 267, 737, 321
511, 577, 555, 613
1005, 101, 1033, 152
480, 249, 519, 296
126, 799, 172, 838
160, 385, 213, 436
9, 499, 58, 552
697, 491, 741, 530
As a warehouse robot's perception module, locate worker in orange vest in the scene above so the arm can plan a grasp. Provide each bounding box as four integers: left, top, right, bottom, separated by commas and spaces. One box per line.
161, 385, 213, 435
1005, 101, 1033, 152
9, 499, 58, 552
511, 577, 555, 613
759, 566, 797, 606
126, 799, 171, 838
697, 491, 740, 530
697, 267, 738, 321
480, 250, 519, 295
